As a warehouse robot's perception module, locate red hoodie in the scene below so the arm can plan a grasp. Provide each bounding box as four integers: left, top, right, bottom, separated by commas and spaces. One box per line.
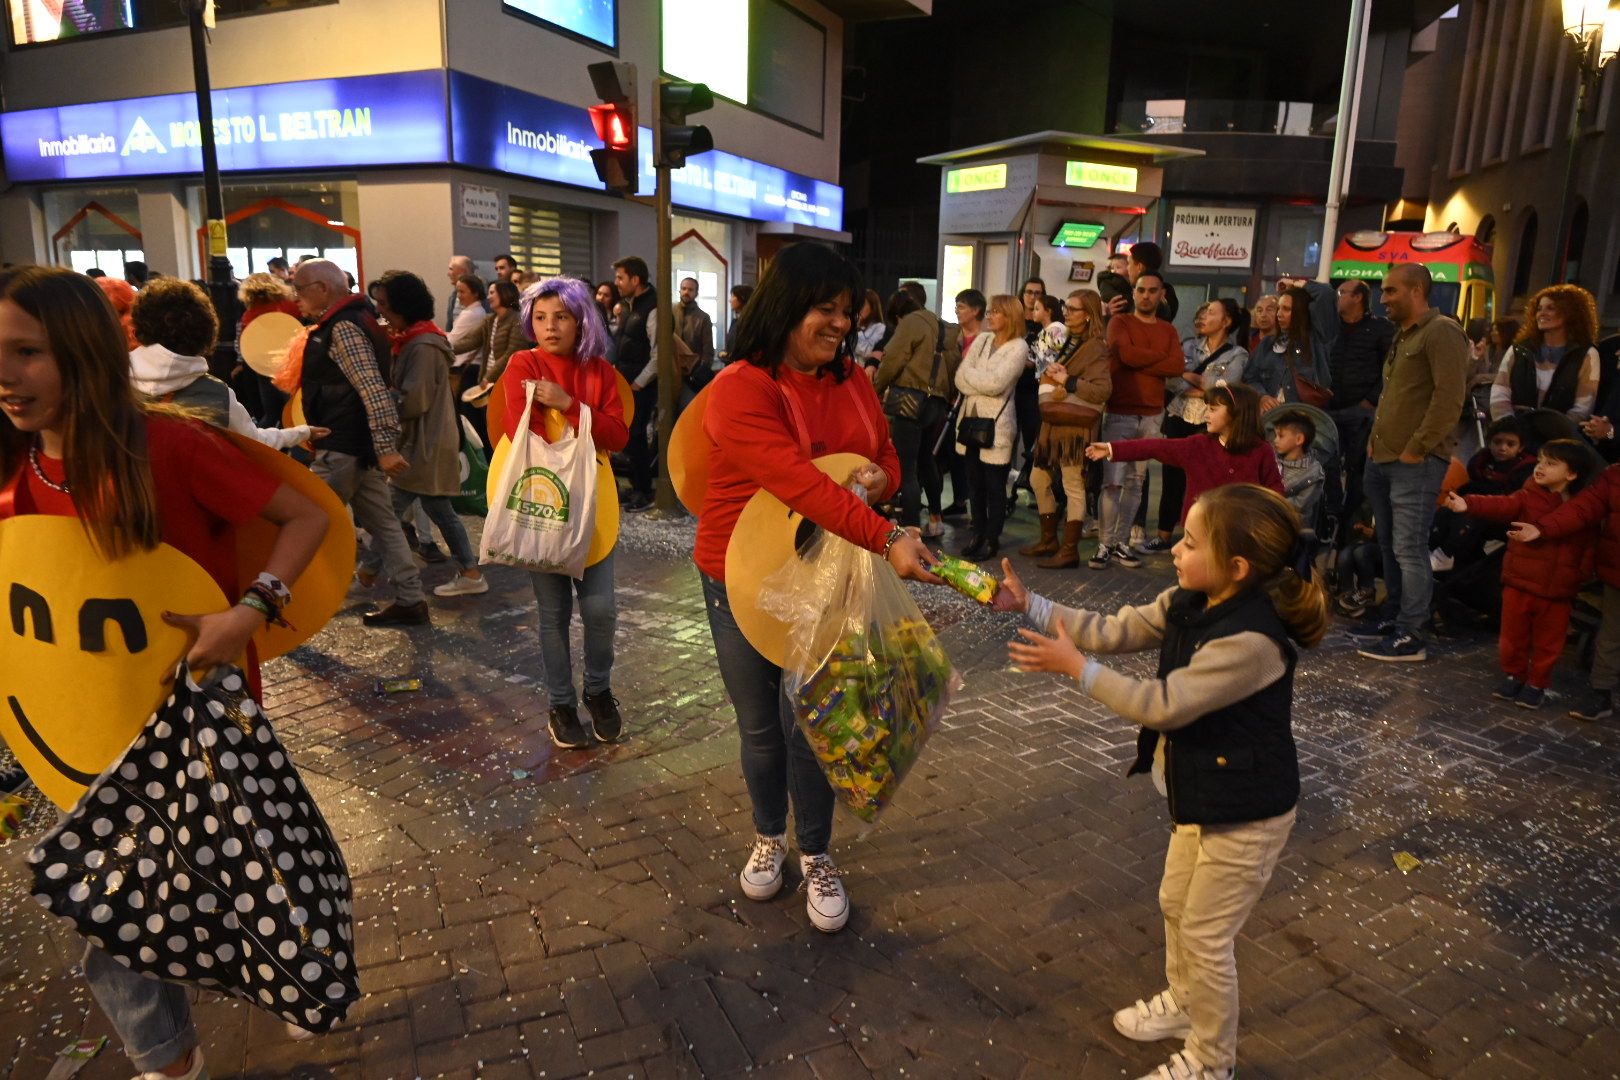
694, 359, 900, 581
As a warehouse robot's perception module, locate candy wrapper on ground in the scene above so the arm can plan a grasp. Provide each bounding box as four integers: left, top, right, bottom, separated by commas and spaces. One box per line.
760, 508, 960, 825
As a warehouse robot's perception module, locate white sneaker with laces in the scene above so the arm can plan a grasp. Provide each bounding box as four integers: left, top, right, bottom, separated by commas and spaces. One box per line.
134, 1048, 208, 1080
1113, 988, 1193, 1041
800, 852, 849, 932
739, 833, 788, 900
1429, 548, 1455, 573
433, 572, 490, 597
1133, 1050, 1233, 1080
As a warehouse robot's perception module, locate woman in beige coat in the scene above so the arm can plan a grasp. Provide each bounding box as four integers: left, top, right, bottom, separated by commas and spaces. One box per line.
1022, 289, 1111, 568
953, 294, 1029, 558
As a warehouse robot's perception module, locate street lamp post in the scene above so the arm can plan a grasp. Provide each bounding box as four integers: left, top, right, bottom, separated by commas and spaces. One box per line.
1551, 0, 1620, 282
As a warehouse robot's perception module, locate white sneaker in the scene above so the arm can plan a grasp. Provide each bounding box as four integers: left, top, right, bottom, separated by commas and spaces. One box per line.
1429, 548, 1454, 573
1134, 1050, 1232, 1080
134, 1048, 208, 1080
433, 572, 490, 597
800, 853, 849, 932
739, 834, 787, 900
286, 1021, 316, 1041
1113, 988, 1193, 1042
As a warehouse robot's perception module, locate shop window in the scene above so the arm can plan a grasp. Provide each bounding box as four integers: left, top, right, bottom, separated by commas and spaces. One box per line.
671, 217, 730, 350
44, 188, 143, 275
194, 181, 362, 284
10, 0, 334, 47
508, 197, 594, 281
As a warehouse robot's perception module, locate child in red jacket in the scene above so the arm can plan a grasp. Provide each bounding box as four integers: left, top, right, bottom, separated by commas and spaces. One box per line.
1086, 381, 1284, 560
1446, 439, 1598, 709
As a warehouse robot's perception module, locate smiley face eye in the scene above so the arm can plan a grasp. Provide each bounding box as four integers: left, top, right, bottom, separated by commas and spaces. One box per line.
9, 584, 54, 644
77, 599, 147, 654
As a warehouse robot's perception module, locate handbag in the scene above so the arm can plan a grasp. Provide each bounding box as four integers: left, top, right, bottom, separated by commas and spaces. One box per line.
882, 319, 947, 423
1281, 345, 1333, 408
451, 415, 490, 517
480, 382, 599, 579
958, 392, 1011, 449
1037, 333, 1098, 427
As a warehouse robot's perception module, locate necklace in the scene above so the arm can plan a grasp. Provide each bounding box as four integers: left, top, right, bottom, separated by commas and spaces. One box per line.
28, 444, 69, 494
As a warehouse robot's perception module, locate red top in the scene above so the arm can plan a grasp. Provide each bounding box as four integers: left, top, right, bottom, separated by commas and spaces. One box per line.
498, 348, 629, 453
1477, 478, 1599, 599
2, 416, 282, 685
1106, 315, 1183, 415
1109, 434, 1286, 524
694, 359, 900, 580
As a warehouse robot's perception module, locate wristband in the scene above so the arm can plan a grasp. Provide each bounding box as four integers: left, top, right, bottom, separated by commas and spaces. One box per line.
238, 594, 275, 621
881, 525, 906, 557
253, 572, 292, 609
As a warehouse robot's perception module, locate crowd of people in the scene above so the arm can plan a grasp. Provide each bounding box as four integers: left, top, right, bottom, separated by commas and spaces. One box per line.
1, 231, 1617, 1080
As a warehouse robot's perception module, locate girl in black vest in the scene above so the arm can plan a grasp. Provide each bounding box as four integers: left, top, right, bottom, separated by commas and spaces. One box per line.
994, 484, 1328, 1080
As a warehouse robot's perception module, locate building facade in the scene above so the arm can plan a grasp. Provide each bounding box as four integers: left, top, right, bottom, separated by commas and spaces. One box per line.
0, 0, 921, 341
1396, 0, 1620, 325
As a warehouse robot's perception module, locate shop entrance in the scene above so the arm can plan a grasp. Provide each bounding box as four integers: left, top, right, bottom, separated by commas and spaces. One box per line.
45, 189, 145, 278
671, 214, 730, 353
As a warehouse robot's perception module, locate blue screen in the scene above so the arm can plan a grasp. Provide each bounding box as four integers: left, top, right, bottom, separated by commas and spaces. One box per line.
502, 0, 614, 48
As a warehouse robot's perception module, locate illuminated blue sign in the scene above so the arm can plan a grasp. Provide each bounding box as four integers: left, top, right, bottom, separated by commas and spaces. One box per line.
449, 72, 842, 230
0, 69, 843, 230
0, 70, 448, 182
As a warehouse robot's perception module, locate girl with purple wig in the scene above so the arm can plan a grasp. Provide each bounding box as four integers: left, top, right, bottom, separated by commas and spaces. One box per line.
496, 276, 631, 750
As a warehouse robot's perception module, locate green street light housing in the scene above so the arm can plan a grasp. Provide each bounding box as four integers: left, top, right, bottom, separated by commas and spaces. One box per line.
657, 80, 713, 170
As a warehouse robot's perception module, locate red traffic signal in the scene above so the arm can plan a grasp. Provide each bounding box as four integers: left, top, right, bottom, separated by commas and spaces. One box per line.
589, 103, 634, 150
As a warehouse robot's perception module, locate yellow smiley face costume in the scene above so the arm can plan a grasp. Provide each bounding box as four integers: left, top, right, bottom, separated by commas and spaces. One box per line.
0, 516, 226, 809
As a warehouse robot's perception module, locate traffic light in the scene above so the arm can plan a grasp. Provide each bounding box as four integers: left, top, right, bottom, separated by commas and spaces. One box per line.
586, 61, 637, 195
657, 79, 713, 170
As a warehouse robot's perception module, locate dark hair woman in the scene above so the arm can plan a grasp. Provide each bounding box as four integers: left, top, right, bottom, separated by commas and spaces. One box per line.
0, 266, 327, 1080
854, 287, 886, 368
697, 242, 939, 934
1487, 284, 1601, 425
363, 271, 486, 599
1248, 286, 1328, 409
497, 276, 629, 750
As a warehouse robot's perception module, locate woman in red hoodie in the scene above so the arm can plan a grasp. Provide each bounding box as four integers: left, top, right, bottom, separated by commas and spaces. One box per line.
1086, 382, 1284, 541
498, 277, 629, 753
697, 244, 938, 934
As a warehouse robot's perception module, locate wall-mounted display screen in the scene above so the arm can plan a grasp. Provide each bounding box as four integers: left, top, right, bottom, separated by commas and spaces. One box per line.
10, 0, 131, 44
663, 0, 748, 103
503, 0, 615, 49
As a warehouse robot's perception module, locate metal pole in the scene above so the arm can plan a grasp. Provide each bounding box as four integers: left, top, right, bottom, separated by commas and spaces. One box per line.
1318, 0, 1370, 282
1551, 36, 1595, 285
653, 80, 680, 515
187, 1, 235, 315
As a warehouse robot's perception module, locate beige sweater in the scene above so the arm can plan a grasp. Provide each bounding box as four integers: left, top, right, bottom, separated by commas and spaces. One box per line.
1030, 587, 1288, 732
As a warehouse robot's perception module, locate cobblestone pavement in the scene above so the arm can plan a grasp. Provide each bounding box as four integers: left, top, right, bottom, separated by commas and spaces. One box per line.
3, 500, 1619, 1080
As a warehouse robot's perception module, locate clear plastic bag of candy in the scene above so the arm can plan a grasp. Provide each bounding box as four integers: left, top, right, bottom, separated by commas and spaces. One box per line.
760, 515, 959, 826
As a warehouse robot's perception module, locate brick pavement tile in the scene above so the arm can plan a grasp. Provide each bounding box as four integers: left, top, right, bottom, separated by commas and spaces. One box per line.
415, 1027, 525, 1077
669, 981, 753, 1077
562, 974, 625, 1039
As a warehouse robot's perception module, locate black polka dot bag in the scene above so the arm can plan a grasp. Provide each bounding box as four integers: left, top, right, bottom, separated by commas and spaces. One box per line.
27, 664, 358, 1033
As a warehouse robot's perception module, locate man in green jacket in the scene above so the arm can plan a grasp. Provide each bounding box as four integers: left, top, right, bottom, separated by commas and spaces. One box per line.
1352, 263, 1470, 662
874, 303, 954, 535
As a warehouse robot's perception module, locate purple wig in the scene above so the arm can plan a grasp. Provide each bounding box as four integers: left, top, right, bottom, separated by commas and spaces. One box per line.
519, 275, 612, 360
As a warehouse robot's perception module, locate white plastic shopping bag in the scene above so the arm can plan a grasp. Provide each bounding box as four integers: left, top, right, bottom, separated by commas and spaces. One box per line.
480, 382, 598, 578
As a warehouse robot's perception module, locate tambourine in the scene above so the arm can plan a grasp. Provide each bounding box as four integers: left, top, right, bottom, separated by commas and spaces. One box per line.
723, 452, 869, 668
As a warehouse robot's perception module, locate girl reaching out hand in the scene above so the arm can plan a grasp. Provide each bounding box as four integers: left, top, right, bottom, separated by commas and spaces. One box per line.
992, 483, 1327, 1080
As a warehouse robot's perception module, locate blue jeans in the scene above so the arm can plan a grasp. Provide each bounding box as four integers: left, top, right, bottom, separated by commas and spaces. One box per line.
358, 488, 479, 573
532, 553, 616, 707
1363, 455, 1449, 636
82, 928, 197, 1072
701, 574, 833, 855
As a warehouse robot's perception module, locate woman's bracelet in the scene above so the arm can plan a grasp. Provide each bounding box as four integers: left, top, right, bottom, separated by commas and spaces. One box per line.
238, 593, 276, 622
253, 572, 292, 609
881, 525, 906, 556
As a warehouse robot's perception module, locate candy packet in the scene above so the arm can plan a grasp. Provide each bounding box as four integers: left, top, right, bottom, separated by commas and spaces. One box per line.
934, 555, 998, 604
